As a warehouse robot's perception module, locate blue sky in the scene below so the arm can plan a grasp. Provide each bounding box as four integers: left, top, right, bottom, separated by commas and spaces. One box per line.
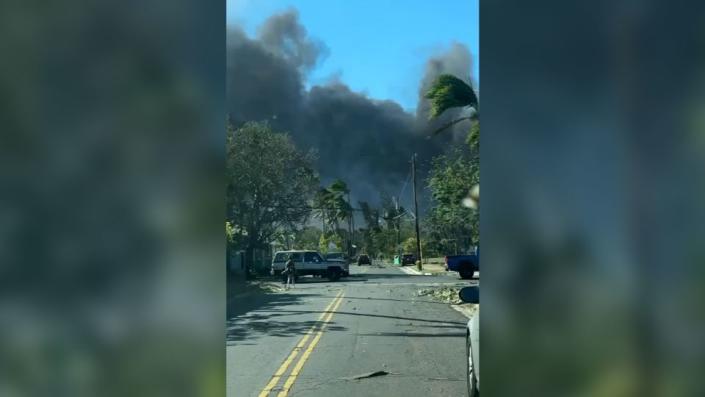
227, 0, 479, 111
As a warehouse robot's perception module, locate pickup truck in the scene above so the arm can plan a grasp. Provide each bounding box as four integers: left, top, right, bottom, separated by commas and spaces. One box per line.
271, 250, 349, 282
445, 247, 479, 279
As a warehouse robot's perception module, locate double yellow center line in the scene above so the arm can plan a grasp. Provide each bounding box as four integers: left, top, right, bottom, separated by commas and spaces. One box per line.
258, 290, 346, 397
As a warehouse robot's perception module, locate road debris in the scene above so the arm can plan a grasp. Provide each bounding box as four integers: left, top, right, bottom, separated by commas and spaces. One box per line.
417, 286, 462, 304
240, 281, 284, 294
260, 283, 284, 293
341, 370, 390, 381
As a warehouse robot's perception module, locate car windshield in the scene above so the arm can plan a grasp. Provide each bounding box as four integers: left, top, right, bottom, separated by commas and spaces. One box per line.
274, 252, 303, 262
326, 253, 343, 259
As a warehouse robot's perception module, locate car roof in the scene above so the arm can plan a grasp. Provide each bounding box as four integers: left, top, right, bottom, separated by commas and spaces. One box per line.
275, 250, 314, 253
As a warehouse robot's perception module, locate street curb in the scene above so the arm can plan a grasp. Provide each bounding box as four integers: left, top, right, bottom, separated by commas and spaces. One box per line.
397, 266, 433, 276
451, 303, 478, 319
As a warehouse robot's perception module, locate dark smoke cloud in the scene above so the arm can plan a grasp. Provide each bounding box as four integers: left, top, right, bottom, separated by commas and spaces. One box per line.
227, 10, 475, 207
416, 42, 477, 142
256, 9, 329, 74
227, 27, 304, 129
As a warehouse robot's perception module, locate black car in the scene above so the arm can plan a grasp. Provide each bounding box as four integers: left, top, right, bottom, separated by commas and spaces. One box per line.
401, 254, 416, 265
357, 254, 371, 266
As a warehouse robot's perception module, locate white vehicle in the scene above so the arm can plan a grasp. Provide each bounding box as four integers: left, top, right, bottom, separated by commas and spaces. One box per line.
324, 252, 348, 264
459, 286, 479, 396
271, 250, 349, 282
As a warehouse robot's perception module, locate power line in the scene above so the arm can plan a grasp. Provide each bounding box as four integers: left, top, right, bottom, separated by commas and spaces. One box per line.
397, 170, 412, 202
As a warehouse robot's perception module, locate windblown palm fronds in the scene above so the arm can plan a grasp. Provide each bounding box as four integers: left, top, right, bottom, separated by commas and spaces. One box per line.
425, 74, 478, 119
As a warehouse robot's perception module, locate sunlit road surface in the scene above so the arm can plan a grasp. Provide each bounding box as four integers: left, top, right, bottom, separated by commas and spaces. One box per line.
227, 263, 478, 397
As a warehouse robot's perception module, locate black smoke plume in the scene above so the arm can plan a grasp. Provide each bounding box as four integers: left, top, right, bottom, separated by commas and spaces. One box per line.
227, 9, 475, 207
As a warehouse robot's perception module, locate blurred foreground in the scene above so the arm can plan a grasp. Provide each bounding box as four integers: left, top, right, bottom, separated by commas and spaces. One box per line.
0, 1, 224, 396
483, 1, 705, 396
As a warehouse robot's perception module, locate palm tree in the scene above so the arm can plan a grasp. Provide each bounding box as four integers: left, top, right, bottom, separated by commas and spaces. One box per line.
313, 180, 352, 250
313, 188, 334, 233
426, 74, 480, 233
328, 179, 352, 226
425, 74, 479, 135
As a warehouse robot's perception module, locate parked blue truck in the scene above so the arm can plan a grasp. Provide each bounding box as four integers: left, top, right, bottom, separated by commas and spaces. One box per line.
444, 246, 479, 279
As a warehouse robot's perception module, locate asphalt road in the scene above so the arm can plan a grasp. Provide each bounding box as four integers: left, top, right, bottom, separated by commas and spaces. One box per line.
227, 263, 478, 397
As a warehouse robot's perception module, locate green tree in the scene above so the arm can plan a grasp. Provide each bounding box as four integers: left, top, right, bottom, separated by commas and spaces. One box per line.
226, 121, 319, 272
358, 201, 381, 256
402, 237, 417, 255
425, 73, 480, 250
313, 188, 331, 233
313, 179, 352, 253
226, 221, 235, 244
426, 149, 479, 249
425, 74, 479, 135
402, 236, 432, 257
293, 226, 323, 250
318, 233, 329, 255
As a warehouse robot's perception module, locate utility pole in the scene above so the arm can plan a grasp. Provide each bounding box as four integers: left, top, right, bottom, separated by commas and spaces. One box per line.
412, 153, 422, 270
394, 196, 400, 259
351, 199, 355, 257
347, 191, 353, 259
